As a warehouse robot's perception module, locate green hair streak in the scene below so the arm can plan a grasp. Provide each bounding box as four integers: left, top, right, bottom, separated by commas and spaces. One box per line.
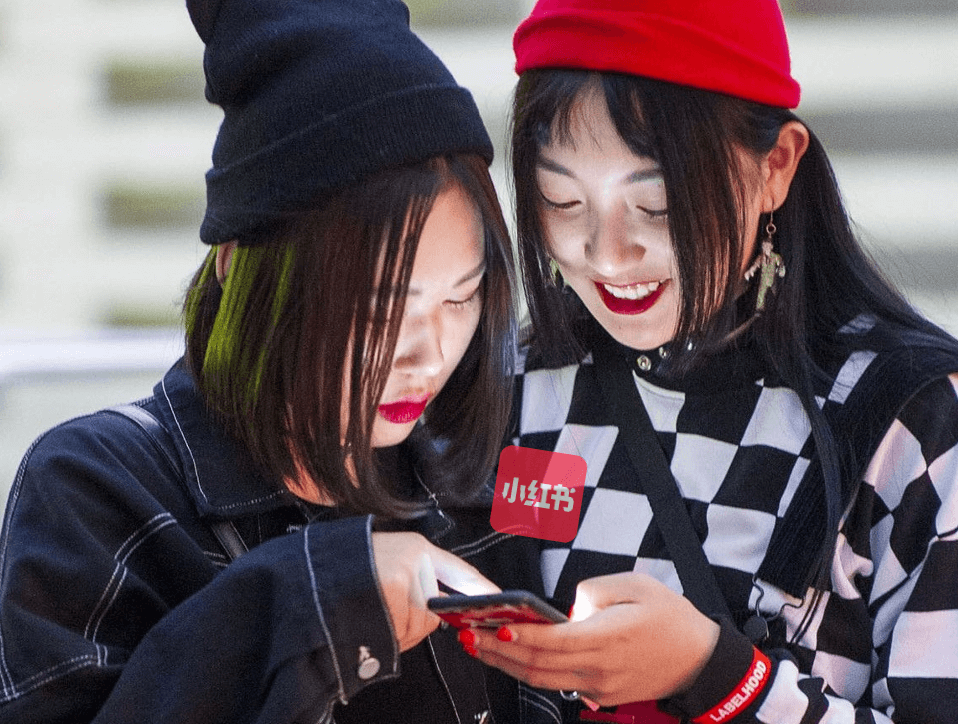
183, 251, 216, 343
200, 243, 296, 417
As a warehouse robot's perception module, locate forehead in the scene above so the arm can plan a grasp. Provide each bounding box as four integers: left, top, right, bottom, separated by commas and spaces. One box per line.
373, 181, 483, 287
407, 183, 484, 287
539, 93, 655, 182
544, 86, 633, 157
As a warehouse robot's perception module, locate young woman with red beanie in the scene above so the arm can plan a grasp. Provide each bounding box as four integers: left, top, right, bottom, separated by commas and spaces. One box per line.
0, 1, 522, 722
465, 1, 958, 723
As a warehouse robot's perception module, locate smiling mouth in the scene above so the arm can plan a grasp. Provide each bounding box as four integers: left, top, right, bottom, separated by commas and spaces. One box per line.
595, 280, 668, 315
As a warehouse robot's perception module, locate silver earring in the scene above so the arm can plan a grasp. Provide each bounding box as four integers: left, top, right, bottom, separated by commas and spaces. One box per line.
744, 212, 785, 311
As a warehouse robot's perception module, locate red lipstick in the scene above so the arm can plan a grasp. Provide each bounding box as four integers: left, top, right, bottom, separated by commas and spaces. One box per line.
595, 280, 667, 315
378, 395, 430, 424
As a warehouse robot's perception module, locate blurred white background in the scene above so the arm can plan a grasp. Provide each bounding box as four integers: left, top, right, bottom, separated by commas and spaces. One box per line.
0, 0, 956, 506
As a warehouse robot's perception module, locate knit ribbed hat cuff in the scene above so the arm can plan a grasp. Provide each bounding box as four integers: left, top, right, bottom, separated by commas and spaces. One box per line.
513, 1, 800, 109
200, 84, 489, 245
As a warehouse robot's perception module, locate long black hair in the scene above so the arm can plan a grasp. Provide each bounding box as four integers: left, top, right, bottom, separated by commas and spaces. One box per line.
511, 69, 956, 624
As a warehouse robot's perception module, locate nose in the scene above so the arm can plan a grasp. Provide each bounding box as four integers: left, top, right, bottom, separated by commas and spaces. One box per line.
584, 203, 643, 275
392, 312, 445, 378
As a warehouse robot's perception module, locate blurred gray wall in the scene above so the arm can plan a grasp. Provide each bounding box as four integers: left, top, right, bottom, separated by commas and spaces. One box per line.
0, 0, 955, 505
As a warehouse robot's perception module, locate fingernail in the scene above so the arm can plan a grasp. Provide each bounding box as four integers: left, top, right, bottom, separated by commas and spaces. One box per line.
496, 626, 514, 642
463, 645, 478, 657
458, 628, 476, 646
581, 695, 600, 711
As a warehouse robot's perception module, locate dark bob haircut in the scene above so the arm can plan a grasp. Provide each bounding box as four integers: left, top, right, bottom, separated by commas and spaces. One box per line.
184, 153, 516, 517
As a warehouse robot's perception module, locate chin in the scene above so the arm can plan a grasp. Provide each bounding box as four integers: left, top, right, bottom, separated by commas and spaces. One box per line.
577, 284, 678, 352
592, 306, 678, 352
370, 421, 416, 449
612, 326, 676, 352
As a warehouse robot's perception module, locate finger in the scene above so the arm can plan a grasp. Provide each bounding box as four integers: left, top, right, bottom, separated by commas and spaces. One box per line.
428, 546, 501, 595
472, 619, 604, 659
474, 642, 582, 675
417, 553, 440, 602
473, 646, 592, 694
572, 572, 657, 620
406, 556, 442, 644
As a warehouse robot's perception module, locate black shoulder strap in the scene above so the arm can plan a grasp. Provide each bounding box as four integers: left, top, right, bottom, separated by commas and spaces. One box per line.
758, 341, 958, 597
107, 403, 248, 563
590, 333, 733, 620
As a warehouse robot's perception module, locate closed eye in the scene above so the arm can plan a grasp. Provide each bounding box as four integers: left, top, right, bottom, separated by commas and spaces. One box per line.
639, 206, 668, 219
540, 191, 579, 210
446, 285, 482, 309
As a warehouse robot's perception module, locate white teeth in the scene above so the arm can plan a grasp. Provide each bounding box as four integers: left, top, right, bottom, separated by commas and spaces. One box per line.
602, 281, 661, 300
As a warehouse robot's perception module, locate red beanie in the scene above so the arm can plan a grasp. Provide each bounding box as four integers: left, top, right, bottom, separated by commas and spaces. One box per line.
513, 0, 800, 109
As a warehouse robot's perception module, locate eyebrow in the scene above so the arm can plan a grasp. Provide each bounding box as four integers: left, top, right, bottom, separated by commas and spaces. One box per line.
405, 259, 486, 297
537, 156, 662, 185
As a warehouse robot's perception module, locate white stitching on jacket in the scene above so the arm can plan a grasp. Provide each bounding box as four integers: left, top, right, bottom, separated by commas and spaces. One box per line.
304, 525, 347, 703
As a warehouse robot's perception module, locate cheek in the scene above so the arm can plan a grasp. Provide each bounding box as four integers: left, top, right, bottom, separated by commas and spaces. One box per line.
446, 305, 482, 367
541, 218, 582, 266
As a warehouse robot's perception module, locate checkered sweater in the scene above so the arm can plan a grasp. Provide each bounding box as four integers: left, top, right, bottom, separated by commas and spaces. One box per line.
510, 322, 958, 724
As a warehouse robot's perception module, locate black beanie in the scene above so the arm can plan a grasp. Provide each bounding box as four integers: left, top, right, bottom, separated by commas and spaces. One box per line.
186, 0, 494, 246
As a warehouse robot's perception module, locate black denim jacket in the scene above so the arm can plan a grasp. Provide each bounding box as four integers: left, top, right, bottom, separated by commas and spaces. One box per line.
0, 360, 528, 724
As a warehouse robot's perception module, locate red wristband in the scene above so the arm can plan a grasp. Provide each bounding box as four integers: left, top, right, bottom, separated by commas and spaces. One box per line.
691, 647, 771, 724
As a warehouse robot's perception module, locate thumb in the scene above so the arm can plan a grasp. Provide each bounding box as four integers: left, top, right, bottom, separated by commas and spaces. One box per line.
570, 571, 656, 622
427, 545, 501, 596
414, 553, 439, 607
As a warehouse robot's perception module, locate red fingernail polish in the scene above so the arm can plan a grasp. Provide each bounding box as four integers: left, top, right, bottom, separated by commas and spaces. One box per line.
496, 626, 514, 642
458, 628, 476, 646
463, 645, 478, 657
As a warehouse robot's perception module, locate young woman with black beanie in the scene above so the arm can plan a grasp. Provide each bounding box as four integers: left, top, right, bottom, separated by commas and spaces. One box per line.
0, 1, 520, 722
464, 1, 958, 723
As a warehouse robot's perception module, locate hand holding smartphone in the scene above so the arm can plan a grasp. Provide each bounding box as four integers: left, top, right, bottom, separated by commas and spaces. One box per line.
427, 590, 568, 630
430, 590, 602, 712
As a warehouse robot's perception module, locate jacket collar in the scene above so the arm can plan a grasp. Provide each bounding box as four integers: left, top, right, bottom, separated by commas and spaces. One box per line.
585, 315, 770, 394
152, 359, 297, 519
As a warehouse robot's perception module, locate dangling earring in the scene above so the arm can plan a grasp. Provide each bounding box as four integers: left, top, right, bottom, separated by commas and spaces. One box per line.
743, 212, 785, 311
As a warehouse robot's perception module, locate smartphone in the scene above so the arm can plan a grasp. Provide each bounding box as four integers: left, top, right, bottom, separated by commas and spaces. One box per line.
427, 590, 568, 629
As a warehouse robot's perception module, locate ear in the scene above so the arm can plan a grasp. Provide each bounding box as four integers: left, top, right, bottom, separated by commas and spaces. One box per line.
215, 240, 238, 286
761, 121, 810, 213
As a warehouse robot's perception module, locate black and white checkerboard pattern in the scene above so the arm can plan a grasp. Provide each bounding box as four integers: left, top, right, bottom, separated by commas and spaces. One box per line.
512, 341, 958, 723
